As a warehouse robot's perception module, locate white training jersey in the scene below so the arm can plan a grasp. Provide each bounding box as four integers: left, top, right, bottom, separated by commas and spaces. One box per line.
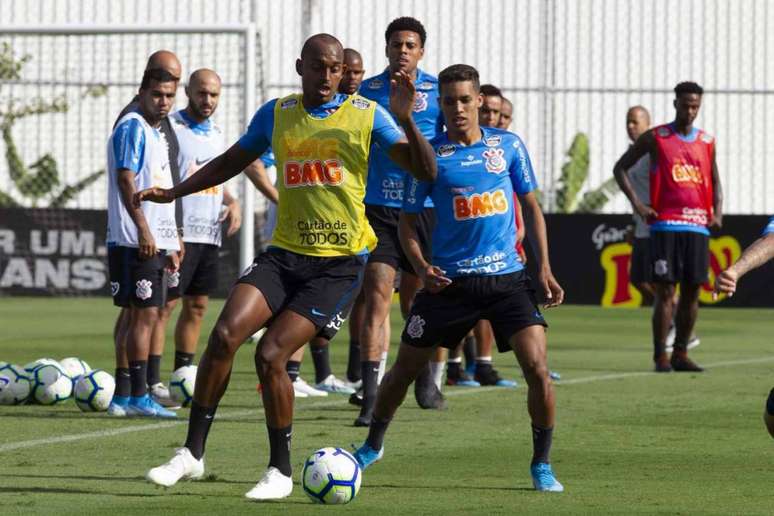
170, 110, 227, 245
628, 153, 651, 238
107, 111, 180, 251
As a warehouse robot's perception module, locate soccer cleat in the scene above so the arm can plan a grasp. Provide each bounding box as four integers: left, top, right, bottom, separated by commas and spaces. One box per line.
244, 467, 293, 500
670, 353, 704, 372
349, 389, 363, 407
415, 383, 447, 410
549, 371, 561, 381
531, 462, 564, 492
107, 395, 129, 417
146, 447, 205, 487
687, 336, 701, 350
353, 414, 371, 427
445, 370, 481, 387
352, 442, 383, 470
654, 354, 672, 373
149, 382, 181, 409
475, 368, 518, 388
293, 377, 328, 397
344, 378, 363, 391
127, 394, 177, 418
315, 374, 356, 395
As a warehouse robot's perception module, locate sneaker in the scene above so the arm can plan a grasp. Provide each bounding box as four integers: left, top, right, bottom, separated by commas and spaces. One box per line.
146, 447, 204, 487
127, 394, 177, 418
414, 365, 447, 410
687, 336, 701, 350
445, 370, 481, 387
149, 382, 181, 409
475, 368, 518, 388
344, 378, 362, 391
348, 389, 363, 407
107, 395, 129, 417
293, 377, 328, 397
654, 354, 672, 373
531, 462, 564, 492
670, 353, 704, 372
352, 442, 383, 470
315, 374, 356, 395
549, 371, 561, 381
244, 467, 293, 501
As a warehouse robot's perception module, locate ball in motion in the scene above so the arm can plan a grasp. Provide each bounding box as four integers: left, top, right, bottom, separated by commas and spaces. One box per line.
74, 370, 116, 412
169, 365, 197, 407
302, 447, 361, 504
31, 363, 72, 405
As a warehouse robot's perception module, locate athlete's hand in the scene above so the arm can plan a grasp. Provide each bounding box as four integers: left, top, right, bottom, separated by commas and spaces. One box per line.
634, 201, 658, 221
138, 229, 157, 260
713, 267, 738, 298
389, 71, 416, 124
709, 213, 723, 230
518, 247, 528, 265
165, 251, 180, 274
539, 269, 564, 308
220, 199, 242, 237
421, 265, 452, 294
177, 237, 185, 265
133, 187, 175, 208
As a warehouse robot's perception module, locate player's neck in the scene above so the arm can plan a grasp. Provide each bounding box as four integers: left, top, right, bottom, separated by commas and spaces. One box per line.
672, 120, 693, 136
138, 107, 162, 128
184, 106, 208, 124
447, 126, 483, 146
301, 94, 333, 110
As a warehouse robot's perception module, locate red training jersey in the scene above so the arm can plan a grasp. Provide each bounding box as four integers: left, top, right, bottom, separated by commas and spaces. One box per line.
650, 123, 715, 227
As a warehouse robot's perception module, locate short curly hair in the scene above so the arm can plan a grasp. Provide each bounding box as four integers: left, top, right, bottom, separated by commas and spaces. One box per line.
385, 17, 427, 47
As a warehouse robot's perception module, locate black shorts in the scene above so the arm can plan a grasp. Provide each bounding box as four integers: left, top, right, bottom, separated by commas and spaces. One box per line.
237, 247, 366, 329
365, 204, 434, 274
316, 288, 359, 340
650, 230, 709, 284
401, 271, 547, 353
630, 237, 652, 284
167, 243, 219, 300
108, 246, 167, 308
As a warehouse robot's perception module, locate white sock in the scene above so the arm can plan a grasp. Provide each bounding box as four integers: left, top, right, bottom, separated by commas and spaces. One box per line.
447, 357, 462, 364
377, 351, 388, 383
429, 361, 445, 390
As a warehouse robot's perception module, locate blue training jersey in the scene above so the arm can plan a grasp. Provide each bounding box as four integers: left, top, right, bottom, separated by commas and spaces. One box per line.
403, 127, 538, 278
359, 69, 443, 208
763, 216, 774, 235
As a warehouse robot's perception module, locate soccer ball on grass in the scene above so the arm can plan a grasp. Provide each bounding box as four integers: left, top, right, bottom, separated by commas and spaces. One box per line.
169, 365, 197, 407
30, 363, 72, 405
74, 370, 115, 412
302, 447, 361, 504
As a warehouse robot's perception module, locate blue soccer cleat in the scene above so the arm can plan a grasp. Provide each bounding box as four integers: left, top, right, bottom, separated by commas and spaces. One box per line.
107, 395, 130, 417
549, 371, 561, 381
530, 462, 564, 492
475, 368, 518, 388
352, 442, 383, 470
127, 394, 177, 418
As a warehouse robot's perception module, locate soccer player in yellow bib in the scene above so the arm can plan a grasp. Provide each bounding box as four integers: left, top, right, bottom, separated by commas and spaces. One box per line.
138, 33, 436, 500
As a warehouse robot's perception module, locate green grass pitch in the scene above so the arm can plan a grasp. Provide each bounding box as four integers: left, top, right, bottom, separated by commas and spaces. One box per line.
1, 298, 773, 515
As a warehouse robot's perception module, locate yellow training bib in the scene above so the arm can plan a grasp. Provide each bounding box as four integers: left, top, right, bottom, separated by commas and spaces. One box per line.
270, 94, 378, 256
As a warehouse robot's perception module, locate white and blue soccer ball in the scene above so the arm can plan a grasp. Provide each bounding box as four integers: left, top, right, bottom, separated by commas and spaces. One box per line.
302, 447, 362, 504
74, 369, 115, 412
169, 365, 197, 407
0, 363, 31, 404
59, 357, 92, 382
24, 358, 61, 373
30, 363, 72, 405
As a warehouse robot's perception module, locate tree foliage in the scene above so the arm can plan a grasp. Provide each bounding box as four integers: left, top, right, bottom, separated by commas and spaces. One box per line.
554, 132, 618, 213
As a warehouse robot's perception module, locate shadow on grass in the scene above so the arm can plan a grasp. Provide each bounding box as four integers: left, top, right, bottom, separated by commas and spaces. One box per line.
369, 483, 534, 492
6, 472, 252, 486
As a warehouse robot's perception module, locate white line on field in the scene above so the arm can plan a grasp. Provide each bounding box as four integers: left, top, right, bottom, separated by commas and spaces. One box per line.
1, 354, 772, 454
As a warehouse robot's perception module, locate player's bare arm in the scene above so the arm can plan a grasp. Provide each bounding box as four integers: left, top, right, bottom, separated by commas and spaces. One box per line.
613, 129, 657, 220
386, 71, 437, 181
117, 168, 156, 259
243, 158, 279, 204
134, 143, 259, 206
714, 233, 774, 296
398, 211, 451, 293
520, 191, 564, 308
220, 189, 242, 237
710, 150, 723, 229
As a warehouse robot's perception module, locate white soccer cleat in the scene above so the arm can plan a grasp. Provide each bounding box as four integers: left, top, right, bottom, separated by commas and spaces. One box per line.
146, 447, 205, 487
247, 327, 267, 344
149, 382, 181, 409
245, 467, 293, 501
315, 374, 356, 394
293, 377, 328, 397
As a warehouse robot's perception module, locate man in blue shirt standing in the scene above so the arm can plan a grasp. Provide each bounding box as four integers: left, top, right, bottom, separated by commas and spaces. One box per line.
354, 64, 566, 493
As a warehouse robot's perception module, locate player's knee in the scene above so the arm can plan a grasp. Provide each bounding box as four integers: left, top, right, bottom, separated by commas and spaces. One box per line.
254, 337, 284, 377
522, 359, 549, 384
186, 300, 207, 320
208, 322, 240, 359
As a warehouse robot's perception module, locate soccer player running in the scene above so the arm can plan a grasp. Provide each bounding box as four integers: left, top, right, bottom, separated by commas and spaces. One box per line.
141, 34, 436, 500
356, 16, 446, 424
714, 216, 774, 435
106, 67, 181, 418
354, 64, 565, 492
153, 69, 242, 386
614, 82, 722, 372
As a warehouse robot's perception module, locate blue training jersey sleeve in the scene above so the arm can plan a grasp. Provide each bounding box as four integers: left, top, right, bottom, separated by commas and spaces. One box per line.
112, 118, 145, 173
510, 134, 539, 195
371, 103, 404, 150
763, 216, 774, 235
402, 176, 432, 213
237, 99, 276, 155
260, 149, 275, 168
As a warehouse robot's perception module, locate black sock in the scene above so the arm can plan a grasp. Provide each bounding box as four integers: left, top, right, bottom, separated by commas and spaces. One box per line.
286, 360, 301, 382
311, 345, 332, 384
147, 354, 162, 386
185, 401, 217, 460
128, 360, 148, 397
767, 388, 774, 415
267, 424, 292, 477
174, 351, 195, 370
463, 335, 476, 369
115, 367, 131, 397
475, 359, 493, 376
366, 415, 392, 451
347, 339, 361, 382
446, 360, 461, 379
653, 339, 666, 360
360, 360, 380, 417
531, 425, 553, 466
